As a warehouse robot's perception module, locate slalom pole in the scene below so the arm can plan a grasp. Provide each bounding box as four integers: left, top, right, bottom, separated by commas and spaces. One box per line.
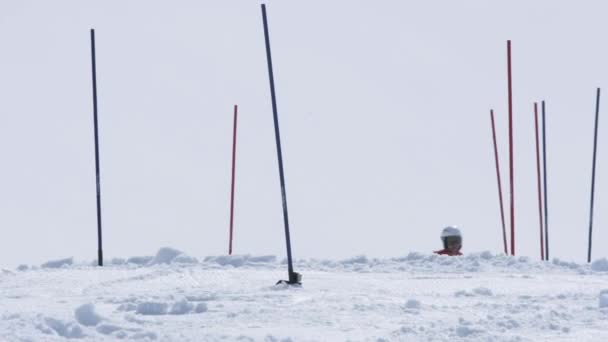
490, 110, 508, 254
90, 29, 104, 267
542, 101, 549, 260
228, 105, 238, 255
261, 3, 301, 285
507, 40, 515, 256
534, 103, 545, 260
587, 88, 601, 263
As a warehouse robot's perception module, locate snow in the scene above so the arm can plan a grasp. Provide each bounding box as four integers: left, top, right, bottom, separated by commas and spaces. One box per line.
41, 257, 73, 269
204, 254, 277, 267
37, 317, 86, 339
591, 258, 608, 272
600, 290, 608, 308
147, 247, 191, 265
74, 304, 102, 327
135, 302, 168, 316
1, 248, 608, 341
404, 299, 421, 309
169, 299, 193, 315
194, 302, 208, 313
126, 256, 153, 266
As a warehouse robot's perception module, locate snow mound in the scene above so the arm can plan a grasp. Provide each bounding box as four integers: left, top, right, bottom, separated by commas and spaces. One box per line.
173, 254, 198, 264
126, 256, 154, 265
479, 251, 494, 259
95, 323, 123, 335
117, 302, 137, 312
136, 302, 168, 315
404, 252, 425, 261
5, 249, 608, 341
204, 254, 276, 267
148, 247, 183, 265
473, 287, 493, 296
455, 287, 493, 297
296, 251, 595, 274
600, 290, 608, 308
591, 258, 608, 272
74, 303, 102, 326
552, 258, 582, 270
404, 299, 421, 309
132, 331, 158, 340
142, 247, 198, 265
134, 298, 206, 316
456, 325, 484, 337
194, 303, 208, 313
110, 258, 126, 265
341, 255, 369, 264
169, 299, 194, 315
20, 248, 606, 275
248, 255, 277, 263
38, 317, 85, 339
41, 257, 73, 268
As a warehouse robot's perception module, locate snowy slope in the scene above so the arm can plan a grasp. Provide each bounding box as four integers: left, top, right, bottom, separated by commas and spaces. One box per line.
1, 248, 608, 341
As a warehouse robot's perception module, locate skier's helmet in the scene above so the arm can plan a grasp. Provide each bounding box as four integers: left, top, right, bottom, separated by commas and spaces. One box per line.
441, 226, 462, 248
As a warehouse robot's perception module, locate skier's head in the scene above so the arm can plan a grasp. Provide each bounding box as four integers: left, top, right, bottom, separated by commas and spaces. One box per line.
441, 226, 462, 252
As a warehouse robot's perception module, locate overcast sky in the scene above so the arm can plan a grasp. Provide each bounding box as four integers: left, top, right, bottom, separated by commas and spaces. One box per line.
1, 0, 607, 268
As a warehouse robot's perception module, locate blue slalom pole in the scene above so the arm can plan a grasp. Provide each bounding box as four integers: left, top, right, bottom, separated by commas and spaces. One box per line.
261, 4, 301, 285
587, 88, 601, 263
90, 29, 104, 267
542, 101, 549, 260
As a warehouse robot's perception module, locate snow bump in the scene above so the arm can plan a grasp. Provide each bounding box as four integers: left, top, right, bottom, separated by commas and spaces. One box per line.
136, 302, 168, 316
194, 303, 208, 313
169, 299, 194, 315
600, 290, 608, 308
41, 257, 73, 269
591, 258, 608, 272
40, 317, 85, 339
127, 256, 154, 266
473, 287, 493, 296
341, 255, 369, 265
74, 303, 102, 326
148, 247, 184, 265
204, 254, 276, 267
405, 299, 421, 309
95, 323, 123, 335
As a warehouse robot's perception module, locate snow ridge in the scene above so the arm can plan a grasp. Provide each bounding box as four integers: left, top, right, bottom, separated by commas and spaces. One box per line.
2, 248, 607, 341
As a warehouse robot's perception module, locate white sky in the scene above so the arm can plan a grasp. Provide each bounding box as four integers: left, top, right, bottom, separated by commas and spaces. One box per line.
1, 0, 607, 268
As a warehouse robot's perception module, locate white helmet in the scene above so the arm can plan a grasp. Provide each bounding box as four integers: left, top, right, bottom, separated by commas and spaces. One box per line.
441, 226, 462, 240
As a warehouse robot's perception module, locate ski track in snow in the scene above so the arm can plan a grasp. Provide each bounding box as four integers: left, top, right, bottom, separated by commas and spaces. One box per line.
1, 250, 608, 341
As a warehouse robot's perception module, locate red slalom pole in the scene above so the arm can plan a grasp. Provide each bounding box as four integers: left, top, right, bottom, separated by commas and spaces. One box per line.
534, 103, 545, 260
228, 104, 238, 255
507, 40, 515, 256
490, 110, 508, 254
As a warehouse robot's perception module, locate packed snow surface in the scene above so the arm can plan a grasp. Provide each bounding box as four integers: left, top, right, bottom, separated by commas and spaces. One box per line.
1, 248, 608, 341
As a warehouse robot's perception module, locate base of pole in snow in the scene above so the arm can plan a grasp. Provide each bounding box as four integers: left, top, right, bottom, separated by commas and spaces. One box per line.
276, 271, 302, 286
